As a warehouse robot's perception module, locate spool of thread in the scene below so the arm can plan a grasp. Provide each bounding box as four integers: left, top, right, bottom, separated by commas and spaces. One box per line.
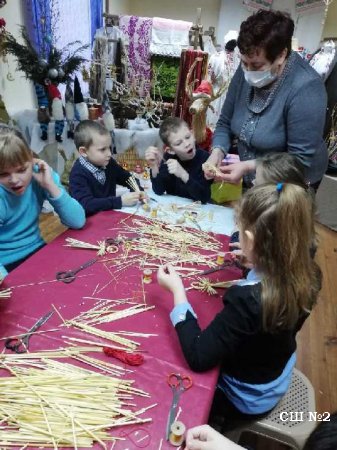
151, 208, 158, 219
143, 269, 152, 284
169, 420, 186, 447
94, 103, 103, 117
88, 107, 99, 120
216, 252, 226, 265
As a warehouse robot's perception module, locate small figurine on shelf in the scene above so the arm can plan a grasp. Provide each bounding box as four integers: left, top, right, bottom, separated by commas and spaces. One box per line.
102, 92, 115, 133
132, 164, 144, 183
4, 26, 88, 143
73, 75, 89, 122
141, 169, 151, 191
35, 83, 50, 140
134, 164, 143, 175
46, 78, 64, 142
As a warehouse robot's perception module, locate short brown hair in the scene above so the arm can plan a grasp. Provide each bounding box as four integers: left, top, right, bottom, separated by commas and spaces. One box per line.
256, 152, 306, 186
0, 125, 32, 171
237, 10, 294, 62
74, 120, 110, 149
159, 117, 188, 147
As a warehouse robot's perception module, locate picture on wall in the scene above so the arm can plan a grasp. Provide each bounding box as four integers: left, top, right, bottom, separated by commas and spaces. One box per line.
243, 0, 273, 11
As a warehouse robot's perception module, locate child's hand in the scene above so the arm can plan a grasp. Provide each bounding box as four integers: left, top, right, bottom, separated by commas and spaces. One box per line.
166, 159, 189, 183
230, 244, 254, 270
32, 158, 61, 198
145, 146, 162, 169
186, 424, 244, 450
229, 241, 241, 251
121, 192, 142, 206
157, 264, 185, 295
139, 191, 149, 203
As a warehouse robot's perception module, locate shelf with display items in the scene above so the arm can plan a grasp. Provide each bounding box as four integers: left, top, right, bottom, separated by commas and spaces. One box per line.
4, 26, 89, 142
115, 147, 151, 189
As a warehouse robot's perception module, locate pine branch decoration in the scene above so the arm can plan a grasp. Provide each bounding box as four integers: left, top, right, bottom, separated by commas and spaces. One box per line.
4, 26, 40, 81
4, 26, 89, 85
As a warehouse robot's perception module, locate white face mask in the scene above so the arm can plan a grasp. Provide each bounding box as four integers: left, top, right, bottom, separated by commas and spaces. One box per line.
243, 66, 278, 88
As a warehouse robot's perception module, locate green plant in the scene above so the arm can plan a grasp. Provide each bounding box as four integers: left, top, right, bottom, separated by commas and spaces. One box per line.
151, 55, 179, 100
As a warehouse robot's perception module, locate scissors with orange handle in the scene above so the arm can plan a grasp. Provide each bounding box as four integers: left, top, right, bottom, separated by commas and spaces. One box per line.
166, 372, 193, 440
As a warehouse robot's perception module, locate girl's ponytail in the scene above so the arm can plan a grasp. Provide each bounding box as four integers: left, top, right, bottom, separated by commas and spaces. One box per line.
237, 183, 321, 332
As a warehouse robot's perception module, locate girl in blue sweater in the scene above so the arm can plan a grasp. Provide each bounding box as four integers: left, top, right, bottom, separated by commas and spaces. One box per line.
0, 125, 85, 276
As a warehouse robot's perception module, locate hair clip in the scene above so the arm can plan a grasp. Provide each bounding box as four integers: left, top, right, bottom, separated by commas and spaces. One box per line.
276, 182, 283, 193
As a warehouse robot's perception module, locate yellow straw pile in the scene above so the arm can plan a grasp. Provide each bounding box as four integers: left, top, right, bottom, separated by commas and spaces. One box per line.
0, 358, 153, 448
109, 218, 222, 272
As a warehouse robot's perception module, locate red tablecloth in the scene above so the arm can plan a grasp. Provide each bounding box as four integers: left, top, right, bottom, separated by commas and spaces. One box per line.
0, 210, 241, 449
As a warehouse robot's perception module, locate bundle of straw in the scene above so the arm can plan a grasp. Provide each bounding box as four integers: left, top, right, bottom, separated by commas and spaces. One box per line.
126, 175, 140, 193
108, 218, 222, 273
202, 162, 223, 178
0, 287, 12, 299
71, 302, 155, 327
64, 238, 118, 256
188, 277, 242, 295
0, 358, 154, 448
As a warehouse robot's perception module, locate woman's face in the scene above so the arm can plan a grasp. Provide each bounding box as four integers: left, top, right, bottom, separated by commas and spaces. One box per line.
240, 47, 286, 73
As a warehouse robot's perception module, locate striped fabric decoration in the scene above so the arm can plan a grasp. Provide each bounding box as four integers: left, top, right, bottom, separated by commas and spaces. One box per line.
295, 0, 324, 13
34, 83, 49, 107
243, 0, 273, 11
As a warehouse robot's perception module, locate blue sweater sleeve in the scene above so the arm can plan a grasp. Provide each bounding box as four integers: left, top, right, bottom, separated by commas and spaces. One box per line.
48, 171, 86, 229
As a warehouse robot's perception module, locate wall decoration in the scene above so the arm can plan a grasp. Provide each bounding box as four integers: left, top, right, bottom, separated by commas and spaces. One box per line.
295, 0, 325, 13
119, 15, 153, 96
0, 16, 6, 59
4, 26, 88, 141
243, 0, 273, 11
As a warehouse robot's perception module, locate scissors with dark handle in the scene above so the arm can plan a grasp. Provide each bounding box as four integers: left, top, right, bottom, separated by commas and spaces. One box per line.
201, 260, 234, 276
5, 311, 54, 353
166, 372, 193, 440
56, 257, 97, 283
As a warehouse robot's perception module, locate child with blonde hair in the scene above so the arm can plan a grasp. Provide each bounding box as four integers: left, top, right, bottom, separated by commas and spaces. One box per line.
0, 125, 85, 275
158, 182, 321, 428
